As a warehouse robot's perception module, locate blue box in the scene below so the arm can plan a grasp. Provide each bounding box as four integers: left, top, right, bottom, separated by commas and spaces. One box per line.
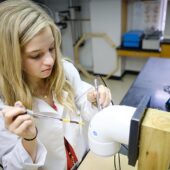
122, 30, 144, 48
123, 41, 141, 48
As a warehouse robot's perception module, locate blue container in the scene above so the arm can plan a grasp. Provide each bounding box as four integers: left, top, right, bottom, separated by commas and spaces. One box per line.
122, 30, 144, 48
123, 41, 140, 48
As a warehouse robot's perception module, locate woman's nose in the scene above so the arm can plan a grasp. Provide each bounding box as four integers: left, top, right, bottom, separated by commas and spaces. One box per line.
43, 52, 54, 65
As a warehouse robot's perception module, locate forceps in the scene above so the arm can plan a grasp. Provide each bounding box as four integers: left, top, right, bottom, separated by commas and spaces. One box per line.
94, 78, 103, 111
0, 105, 84, 125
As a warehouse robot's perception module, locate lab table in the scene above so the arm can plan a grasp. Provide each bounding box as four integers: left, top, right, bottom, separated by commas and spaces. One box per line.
120, 57, 170, 109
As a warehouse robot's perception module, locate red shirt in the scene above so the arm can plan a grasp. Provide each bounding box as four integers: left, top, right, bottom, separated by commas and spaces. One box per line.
64, 137, 78, 170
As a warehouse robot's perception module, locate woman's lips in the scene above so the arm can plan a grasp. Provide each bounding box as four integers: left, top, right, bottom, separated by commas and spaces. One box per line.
41, 68, 53, 76
42, 68, 52, 72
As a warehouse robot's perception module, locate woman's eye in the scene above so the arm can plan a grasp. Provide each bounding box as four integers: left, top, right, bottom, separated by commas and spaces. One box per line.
49, 47, 55, 52
30, 55, 41, 59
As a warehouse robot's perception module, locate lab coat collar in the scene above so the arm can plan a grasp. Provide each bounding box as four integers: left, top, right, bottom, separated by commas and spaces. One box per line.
32, 90, 68, 117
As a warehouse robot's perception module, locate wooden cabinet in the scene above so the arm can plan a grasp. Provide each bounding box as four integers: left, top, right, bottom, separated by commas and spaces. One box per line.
117, 48, 161, 58
161, 43, 170, 58
117, 41, 170, 58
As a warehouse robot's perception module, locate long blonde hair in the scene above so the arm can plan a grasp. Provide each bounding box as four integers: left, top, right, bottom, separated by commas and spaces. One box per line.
0, 0, 75, 111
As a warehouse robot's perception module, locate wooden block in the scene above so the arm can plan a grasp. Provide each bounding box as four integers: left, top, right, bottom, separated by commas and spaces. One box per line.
138, 108, 170, 170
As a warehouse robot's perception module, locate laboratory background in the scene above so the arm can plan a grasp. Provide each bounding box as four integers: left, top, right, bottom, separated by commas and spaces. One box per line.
0, 0, 170, 170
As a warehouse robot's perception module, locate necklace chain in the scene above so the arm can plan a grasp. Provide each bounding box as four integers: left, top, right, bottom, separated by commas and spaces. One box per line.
43, 95, 48, 99
34, 90, 50, 99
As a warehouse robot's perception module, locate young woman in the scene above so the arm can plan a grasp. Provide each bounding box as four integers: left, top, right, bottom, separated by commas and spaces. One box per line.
0, 0, 111, 170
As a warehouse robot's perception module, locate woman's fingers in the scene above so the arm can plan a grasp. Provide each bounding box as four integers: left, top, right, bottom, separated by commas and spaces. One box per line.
87, 88, 96, 102
14, 119, 33, 137
14, 101, 25, 108
103, 88, 112, 107
87, 85, 112, 108
1, 102, 36, 139
3, 107, 26, 127
8, 114, 32, 132
98, 85, 111, 107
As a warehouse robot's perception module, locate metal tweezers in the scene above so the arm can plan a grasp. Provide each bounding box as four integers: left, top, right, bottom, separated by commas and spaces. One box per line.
0, 105, 84, 125
94, 78, 102, 111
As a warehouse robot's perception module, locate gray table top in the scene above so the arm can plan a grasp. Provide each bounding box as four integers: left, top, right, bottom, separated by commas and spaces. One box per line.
121, 57, 170, 111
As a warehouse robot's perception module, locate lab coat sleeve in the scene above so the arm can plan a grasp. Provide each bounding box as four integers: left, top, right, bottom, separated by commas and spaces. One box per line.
63, 60, 98, 121
0, 101, 47, 170
2, 139, 47, 170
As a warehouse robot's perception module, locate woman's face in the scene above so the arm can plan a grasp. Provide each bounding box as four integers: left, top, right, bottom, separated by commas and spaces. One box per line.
22, 26, 55, 83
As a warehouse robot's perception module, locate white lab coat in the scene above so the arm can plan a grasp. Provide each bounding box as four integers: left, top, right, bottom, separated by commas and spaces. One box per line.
0, 60, 98, 170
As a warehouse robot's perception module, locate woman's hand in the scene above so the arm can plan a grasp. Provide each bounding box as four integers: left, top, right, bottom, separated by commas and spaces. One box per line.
87, 85, 112, 108
2, 101, 36, 140
2, 101, 38, 161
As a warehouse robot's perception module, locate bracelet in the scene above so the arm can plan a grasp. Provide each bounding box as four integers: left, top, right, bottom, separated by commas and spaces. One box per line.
23, 127, 38, 141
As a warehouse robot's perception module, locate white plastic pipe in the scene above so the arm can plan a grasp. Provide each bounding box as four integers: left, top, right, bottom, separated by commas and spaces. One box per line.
88, 105, 136, 157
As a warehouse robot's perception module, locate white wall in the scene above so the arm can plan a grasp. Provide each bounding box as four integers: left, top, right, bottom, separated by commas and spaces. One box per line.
61, 23, 74, 61
124, 0, 148, 72
164, 1, 170, 37
89, 0, 124, 76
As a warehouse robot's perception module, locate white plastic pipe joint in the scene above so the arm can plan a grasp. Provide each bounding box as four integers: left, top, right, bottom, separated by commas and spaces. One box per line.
88, 105, 136, 157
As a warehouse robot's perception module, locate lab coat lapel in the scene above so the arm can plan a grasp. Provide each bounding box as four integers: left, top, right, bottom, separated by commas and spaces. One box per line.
32, 97, 67, 170
33, 91, 66, 117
